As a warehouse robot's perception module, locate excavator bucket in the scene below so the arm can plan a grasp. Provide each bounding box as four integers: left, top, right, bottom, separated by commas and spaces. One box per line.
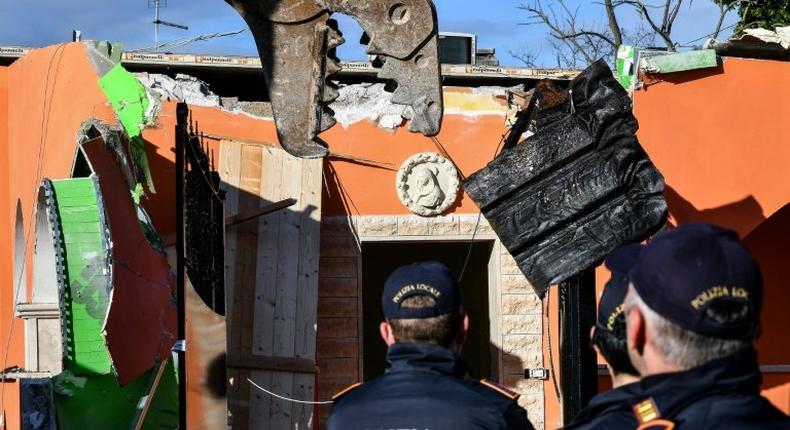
224, 0, 444, 158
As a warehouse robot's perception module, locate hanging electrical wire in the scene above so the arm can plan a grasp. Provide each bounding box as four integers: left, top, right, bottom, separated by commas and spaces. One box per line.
130, 29, 248, 52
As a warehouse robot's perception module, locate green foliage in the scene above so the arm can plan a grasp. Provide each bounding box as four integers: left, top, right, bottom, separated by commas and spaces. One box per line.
718, 0, 790, 35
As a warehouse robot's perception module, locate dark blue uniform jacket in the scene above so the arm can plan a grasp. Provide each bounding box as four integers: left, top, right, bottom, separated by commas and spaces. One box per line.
326, 342, 534, 430
566, 348, 789, 429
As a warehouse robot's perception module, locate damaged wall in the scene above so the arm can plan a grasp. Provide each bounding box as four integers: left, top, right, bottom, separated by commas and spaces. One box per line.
3, 41, 570, 430
1, 42, 180, 429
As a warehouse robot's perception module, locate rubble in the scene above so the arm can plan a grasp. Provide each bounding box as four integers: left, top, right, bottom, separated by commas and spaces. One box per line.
136, 73, 221, 107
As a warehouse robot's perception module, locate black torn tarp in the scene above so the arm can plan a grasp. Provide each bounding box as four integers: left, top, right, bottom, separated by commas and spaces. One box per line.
464, 59, 667, 298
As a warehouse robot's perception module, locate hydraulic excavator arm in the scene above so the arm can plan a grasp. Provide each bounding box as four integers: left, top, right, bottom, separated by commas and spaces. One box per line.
225, 0, 444, 158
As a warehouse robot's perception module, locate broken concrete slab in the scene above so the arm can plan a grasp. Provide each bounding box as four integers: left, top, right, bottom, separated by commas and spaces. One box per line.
137, 73, 221, 107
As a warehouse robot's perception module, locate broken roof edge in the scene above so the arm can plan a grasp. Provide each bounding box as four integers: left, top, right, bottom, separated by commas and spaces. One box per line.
0, 45, 581, 81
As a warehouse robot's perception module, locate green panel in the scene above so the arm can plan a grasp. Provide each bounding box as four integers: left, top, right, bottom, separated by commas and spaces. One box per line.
98, 64, 156, 193
641, 49, 718, 74
59, 222, 103, 235
54, 360, 178, 430
57, 194, 101, 208
52, 179, 112, 375
57, 207, 100, 224
97, 64, 149, 139
616, 45, 636, 90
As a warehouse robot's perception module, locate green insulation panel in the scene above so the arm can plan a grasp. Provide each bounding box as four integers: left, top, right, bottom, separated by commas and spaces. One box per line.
98, 63, 150, 139
51, 178, 112, 375
641, 49, 718, 74
54, 358, 179, 430
97, 63, 157, 193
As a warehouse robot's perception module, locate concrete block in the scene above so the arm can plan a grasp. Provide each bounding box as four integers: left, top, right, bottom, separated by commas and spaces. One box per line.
428, 215, 459, 235
356, 216, 398, 237
502, 315, 542, 335
501, 294, 542, 315
501, 274, 535, 293
501, 252, 522, 275
397, 216, 431, 236
459, 215, 493, 235
502, 334, 542, 354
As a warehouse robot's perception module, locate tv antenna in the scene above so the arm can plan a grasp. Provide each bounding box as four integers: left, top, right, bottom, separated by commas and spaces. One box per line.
148, 0, 188, 52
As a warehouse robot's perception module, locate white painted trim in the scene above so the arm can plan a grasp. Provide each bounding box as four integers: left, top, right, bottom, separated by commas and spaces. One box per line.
15, 303, 59, 319
357, 234, 499, 242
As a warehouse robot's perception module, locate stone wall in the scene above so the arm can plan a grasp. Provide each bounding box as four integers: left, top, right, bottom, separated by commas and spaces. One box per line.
315, 215, 545, 429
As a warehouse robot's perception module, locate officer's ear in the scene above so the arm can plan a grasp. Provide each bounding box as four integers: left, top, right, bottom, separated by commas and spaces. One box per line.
626, 300, 646, 356
380, 321, 397, 346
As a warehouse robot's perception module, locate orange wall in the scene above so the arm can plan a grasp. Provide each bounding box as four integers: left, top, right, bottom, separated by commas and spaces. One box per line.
632, 56, 790, 412
319, 112, 506, 217
0, 62, 22, 430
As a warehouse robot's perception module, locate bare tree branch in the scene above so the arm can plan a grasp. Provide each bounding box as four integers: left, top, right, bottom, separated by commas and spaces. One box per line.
604, 0, 624, 47
518, 0, 620, 68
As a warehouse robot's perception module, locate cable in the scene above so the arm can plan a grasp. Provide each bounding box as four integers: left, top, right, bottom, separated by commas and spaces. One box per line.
545, 288, 561, 402
677, 21, 739, 47
130, 29, 247, 52
0, 43, 66, 423
458, 126, 510, 282
247, 378, 334, 405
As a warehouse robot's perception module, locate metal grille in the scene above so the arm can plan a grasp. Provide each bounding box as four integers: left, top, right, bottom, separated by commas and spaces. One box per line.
180, 107, 226, 315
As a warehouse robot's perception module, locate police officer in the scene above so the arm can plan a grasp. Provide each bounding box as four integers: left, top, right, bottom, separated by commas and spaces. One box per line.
615, 223, 789, 429
326, 261, 533, 430
565, 251, 642, 429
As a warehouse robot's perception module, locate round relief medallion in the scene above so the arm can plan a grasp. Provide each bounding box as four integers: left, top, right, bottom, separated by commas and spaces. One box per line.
396, 152, 460, 217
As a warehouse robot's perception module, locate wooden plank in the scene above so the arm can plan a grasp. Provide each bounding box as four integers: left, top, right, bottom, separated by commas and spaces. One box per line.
292, 157, 322, 426
249, 145, 284, 429
219, 140, 242, 429
228, 354, 317, 374
230, 143, 264, 429
225, 198, 297, 228
160, 198, 296, 247
219, 140, 241, 320
268, 152, 302, 428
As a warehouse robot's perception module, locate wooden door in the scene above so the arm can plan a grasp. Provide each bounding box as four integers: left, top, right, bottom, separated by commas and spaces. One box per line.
221, 140, 322, 429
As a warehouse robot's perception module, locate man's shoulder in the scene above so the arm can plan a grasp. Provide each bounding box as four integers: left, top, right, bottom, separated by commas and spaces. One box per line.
565, 389, 640, 430
675, 391, 790, 428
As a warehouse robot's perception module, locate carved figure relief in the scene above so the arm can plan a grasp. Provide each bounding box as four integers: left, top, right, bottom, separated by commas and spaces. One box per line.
397, 152, 460, 217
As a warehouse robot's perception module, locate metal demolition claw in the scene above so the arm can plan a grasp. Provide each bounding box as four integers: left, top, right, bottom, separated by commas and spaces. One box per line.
224, 0, 444, 158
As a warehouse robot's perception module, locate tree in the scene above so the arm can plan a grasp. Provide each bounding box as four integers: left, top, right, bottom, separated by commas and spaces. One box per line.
721, 0, 790, 35
515, 0, 733, 69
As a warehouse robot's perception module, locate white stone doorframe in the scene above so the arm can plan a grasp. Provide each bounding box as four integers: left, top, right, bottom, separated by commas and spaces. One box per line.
319, 214, 546, 428
355, 225, 503, 383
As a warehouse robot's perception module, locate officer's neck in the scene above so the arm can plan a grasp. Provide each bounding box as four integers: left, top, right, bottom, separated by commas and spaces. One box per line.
637, 346, 686, 377
609, 370, 639, 388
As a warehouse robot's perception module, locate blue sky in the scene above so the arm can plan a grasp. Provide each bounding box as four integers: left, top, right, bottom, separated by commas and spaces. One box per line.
0, 0, 739, 67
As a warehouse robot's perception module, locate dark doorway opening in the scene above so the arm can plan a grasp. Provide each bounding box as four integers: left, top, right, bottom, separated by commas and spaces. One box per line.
361, 240, 495, 381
